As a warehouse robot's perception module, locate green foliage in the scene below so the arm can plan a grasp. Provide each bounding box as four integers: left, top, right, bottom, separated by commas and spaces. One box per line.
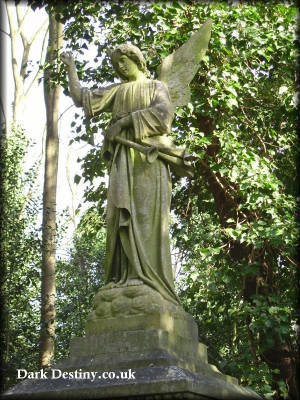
54, 208, 106, 362
1, 126, 42, 390
25, 1, 298, 398
1, 126, 106, 388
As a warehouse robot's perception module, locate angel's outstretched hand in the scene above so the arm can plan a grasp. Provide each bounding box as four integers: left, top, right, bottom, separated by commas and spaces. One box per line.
60, 51, 75, 66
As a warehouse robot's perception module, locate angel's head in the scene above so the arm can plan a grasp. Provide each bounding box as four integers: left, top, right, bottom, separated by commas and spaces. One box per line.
109, 43, 148, 81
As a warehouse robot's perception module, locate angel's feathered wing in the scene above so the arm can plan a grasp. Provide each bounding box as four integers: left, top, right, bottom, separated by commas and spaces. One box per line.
158, 19, 212, 108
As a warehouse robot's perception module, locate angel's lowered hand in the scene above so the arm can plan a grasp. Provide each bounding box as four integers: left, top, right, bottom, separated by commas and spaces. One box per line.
105, 122, 122, 142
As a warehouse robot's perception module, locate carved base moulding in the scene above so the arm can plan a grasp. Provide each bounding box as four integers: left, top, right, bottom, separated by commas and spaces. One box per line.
4, 284, 262, 400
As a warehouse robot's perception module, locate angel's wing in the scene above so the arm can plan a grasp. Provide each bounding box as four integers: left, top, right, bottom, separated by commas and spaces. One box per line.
158, 19, 212, 108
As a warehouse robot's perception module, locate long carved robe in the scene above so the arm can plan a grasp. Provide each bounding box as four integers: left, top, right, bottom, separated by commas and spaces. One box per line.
82, 79, 180, 305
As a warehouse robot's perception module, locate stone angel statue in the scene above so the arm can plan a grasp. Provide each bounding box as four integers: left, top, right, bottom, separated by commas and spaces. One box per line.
60, 19, 212, 307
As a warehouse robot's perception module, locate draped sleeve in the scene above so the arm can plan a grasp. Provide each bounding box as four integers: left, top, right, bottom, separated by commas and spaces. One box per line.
81, 83, 120, 119
131, 81, 174, 141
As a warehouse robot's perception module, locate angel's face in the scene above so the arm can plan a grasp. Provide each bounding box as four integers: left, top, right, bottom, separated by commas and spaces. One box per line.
116, 54, 142, 81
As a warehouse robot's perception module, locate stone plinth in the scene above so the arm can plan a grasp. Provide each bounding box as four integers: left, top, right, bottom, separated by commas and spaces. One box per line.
3, 366, 262, 400
64, 329, 208, 374
3, 284, 262, 399
86, 284, 197, 339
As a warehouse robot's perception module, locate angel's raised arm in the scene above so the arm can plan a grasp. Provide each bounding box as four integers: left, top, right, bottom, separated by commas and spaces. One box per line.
60, 51, 82, 107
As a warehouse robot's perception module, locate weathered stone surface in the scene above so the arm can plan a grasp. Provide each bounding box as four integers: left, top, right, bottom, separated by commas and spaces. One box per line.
61, 35, 204, 306
158, 19, 212, 107
55, 328, 236, 386
55, 329, 208, 375
91, 284, 179, 318
3, 284, 262, 400
3, 314, 262, 400
4, 365, 261, 400
86, 284, 198, 340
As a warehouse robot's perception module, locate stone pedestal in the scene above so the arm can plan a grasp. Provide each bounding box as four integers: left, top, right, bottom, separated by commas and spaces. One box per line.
4, 284, 262, 399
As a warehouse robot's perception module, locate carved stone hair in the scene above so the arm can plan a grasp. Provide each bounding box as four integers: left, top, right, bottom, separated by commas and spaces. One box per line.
108, 43, 148, 80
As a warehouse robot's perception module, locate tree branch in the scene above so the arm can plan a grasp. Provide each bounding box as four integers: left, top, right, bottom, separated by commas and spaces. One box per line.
15, 4, 31, 35
16, 3, 28, 49
5, 1, 22, 92
28, 18, 48, 46
0, 29, 10, 37
240, 105, 267, 153
20, 40, 30, 80
24, 27, 49, 99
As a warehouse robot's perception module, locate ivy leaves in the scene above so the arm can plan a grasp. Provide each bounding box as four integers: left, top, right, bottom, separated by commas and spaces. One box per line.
31, 1, 299, 398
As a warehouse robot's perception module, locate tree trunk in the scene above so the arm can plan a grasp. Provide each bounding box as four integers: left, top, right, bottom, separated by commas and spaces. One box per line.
40, 14, 62, 369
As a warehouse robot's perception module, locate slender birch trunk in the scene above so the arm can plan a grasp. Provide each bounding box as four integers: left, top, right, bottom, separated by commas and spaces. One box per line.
40, 13, 62, 369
